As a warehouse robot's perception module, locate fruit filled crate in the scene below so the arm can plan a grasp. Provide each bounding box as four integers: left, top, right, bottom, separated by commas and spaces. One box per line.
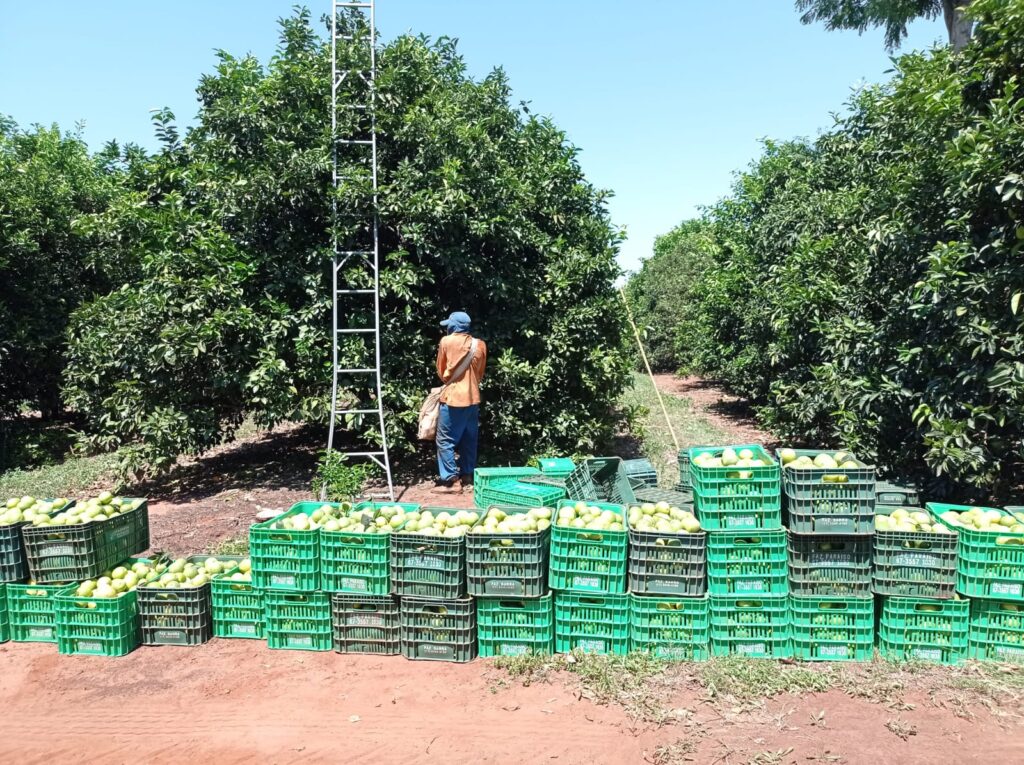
54, 561, 147, 657
21, 498, 149, 583
7, 581, 72, 643
320, 502, 420, 594
466, 506, 549, 598
627, 521, 705, 597
564, 457, 633, 504
629, 593, 709, 660
709, 594, 791, 659
331, 593, 400, 655
787, 532, 872, 597
554, 592, 629, 655
873, 506, 957, 598
706, 529, 787, 596
249, 505, 321, 591
967, 599, 1024, 664
779, 450, 875, 534
400, 595, 476, 662
473, 479, 565, 510
928, 503, 1024, 600
264, 589, 332, 651
789, 595, 873, 661
212, 563, 264, 640
477, 593, 554, 657
538, 457, 576, 478
621, 458, 658, 486
876, 481, 921, 507
549, 501, 627, 594
688, 446, 782, 530
137, 555, 232, 646
1, 498, 73, 583
390, 515, 467, 599
877, 595, 969, 665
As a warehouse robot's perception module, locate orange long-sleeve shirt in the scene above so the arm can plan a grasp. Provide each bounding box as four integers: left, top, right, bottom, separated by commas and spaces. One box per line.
436, 333, 487, 407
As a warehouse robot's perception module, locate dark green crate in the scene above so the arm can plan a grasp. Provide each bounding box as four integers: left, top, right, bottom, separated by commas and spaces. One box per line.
629, 483, 694, 509
400, 595, 476, 662
778, 449, 874, 485
7, 581, 73, 642
265, 589, 332, 651
622, 458, 658, 486
549, 501, 627, 594
781, 452, 875, 534
466, 508, 549, 598
565, 457, 633, 505
790, 595, 873, 661
331, 592, 400, 655
22, 505, 142, 584
55, 586, 141, 658
876, 481, 921, 507
787, 532, 872, 597
473, 479, 565, 510
627, 524, 706, 596
137, 560, 213, 646
554, 591, 629, 655
249, 506, 321, 591
928, 503, 1024, 600
707, 529, 788, 596
390, 526, 466, 599
968, 599, 1024, 664
709, 594, 791, 659
538, 458, 575, 478
872, 507, 956, 598
629, 593, 709, 660
320, 502, 419, 594
676, 449, 694, 489
211, 569, 264, 640
477, 593, 554, 657
0, 520, 31, 583
0, 584, 9, 643
878, 595, 969, 665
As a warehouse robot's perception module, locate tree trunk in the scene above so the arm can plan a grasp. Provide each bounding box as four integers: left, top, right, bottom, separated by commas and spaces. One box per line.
943, 0, 975, 52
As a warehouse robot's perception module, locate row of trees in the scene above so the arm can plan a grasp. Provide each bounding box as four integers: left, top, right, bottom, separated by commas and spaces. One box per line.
630, 0, 1024, 498
2, 9, 631, 476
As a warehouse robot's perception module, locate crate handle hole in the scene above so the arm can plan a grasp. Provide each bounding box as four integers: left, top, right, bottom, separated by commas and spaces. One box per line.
498, 600, 527, 610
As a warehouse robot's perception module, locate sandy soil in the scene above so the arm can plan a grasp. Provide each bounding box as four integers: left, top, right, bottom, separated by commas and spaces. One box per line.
652, 373, 776, 447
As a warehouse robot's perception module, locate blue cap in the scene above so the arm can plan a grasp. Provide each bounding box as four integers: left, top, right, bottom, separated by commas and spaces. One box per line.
440, 311, 471, 328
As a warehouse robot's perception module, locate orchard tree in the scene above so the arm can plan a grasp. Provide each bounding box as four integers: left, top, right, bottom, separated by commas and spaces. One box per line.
63, 9, 630, 476
795, 0, 975, 50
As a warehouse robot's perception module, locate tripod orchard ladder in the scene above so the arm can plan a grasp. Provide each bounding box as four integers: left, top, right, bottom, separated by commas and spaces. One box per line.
326, 0, 394, 500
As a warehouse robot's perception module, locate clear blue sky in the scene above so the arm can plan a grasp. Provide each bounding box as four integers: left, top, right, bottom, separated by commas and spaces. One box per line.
1, 1, 945, 272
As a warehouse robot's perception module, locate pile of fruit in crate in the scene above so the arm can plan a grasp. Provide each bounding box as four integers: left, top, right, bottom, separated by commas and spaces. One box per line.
2, 454, 1023, 665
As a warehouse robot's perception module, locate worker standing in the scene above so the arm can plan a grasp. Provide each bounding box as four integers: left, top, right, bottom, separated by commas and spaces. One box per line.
433, 311, 487, 494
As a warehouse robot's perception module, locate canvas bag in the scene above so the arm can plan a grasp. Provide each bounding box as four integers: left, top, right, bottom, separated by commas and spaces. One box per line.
418, 338, 479, 441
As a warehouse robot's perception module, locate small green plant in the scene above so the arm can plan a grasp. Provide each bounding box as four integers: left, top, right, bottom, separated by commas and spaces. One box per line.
312, 450, 376, 502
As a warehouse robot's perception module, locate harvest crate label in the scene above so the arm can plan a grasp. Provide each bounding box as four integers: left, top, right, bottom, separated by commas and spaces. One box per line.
41, 544, 75, 556
419, 643, 455, 659
991, 582, 1023, 597
994, 645, 1024, 660
577, 638, 607, 653
28, 626, 54, 639
108, 525, 131, 541
270, 574, 298, 587
814, 517, 854, 532
349, 614, 386, 628
485, 580, 522, 595
232, 623, 258, 636
655, 645, 697, 659
77, 640, 103, 653
893, 552, 943, 568
572, 575, 600, 589
735, 580, 765, 593
155, 630, 185, 642
287, 634, 314, 648
341, 577, 368, 591
911, 647, 942, 662
727, 516, 757, 529
736, 642, 766, 656
407, 555, 444, 570
814, 552, 853, 565
499, 643, 529, 656
818, 644, 849, 659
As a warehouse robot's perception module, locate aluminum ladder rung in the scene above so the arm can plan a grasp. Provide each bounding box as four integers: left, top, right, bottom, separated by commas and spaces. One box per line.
336, 368, 375, 374
335, 409, 381, 415
337, 139, 373, 146
336, 289, 374, 294
338, 328, 375, 334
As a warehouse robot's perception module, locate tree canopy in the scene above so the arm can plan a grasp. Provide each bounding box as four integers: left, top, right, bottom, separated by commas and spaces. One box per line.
795, 0, 975, 50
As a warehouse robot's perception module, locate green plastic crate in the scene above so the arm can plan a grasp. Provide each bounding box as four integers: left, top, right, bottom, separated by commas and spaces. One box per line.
331, 593, 400, 655
928, 503, 1024, 600
264, 589, 332, 651
0, 584, 9, 643
878, 595, 969, 664
629, 593, 709, 660
676, 449, 694, 489
554, 591, 629, 655
211, 568, 264, 640
249, 505, 321, 591
709, 594, 791, 659
780, 451, 875, 534
689, 446, 782, 530
400, 595, 476, 662
137, 555, 217, 646
320, 502, 419, 594
876, 481, 921, 507
790, 595, 873, 661
627, 520, 705, 597
549, 501, 627, 594
7, 581, 73, 642
787, 531, 872, 597
622, 458, 658, 486
477, 593, 554, 657
873, 506, 957, 598
466, 506, 549, 597
474, 467, 540, 490
968, 599, 1024, 664
538, 458, 575, 478
707, 529, 788, 596
390, 517, 466, 599
55, 569, 145, 657
1, 500, 74, 583
564, 457, 633, 504
474, 479, 565, 510
519, 475, 568, 490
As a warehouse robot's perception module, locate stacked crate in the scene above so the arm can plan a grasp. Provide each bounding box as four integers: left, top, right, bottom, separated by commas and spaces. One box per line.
474, 467, 566, 510
690, 446, 790, 659
781, 450, 874, 662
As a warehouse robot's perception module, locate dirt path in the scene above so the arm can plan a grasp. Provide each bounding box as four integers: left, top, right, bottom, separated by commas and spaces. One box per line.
652, 373, 775, 447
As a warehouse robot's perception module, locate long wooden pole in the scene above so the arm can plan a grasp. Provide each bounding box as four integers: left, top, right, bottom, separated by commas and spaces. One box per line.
618, 286, 680, 452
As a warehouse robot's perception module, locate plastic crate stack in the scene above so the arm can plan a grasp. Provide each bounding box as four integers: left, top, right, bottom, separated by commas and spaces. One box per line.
780, 450, 874, 662
689, 445, 790, 659
473, 467, 567, 510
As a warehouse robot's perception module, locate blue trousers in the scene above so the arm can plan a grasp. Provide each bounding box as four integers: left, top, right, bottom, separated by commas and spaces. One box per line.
436, 403, 479, 482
